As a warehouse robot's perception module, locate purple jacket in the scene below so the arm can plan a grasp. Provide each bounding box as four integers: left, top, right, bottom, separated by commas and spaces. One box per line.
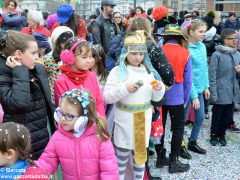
163, 40, 192, 105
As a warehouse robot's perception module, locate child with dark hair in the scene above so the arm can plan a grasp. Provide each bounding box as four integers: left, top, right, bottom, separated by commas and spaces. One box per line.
0, 122, 49, 180
90, 44, 108, 91
209, 28, 240, 146
0, 30, 55, 159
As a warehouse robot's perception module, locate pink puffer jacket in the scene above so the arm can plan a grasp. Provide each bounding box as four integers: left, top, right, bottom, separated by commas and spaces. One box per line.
0, 104, 3, 123
36, 124, 119, 180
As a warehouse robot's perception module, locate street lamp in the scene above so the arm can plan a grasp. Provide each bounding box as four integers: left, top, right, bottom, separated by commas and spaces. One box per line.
134, 0, 136, 8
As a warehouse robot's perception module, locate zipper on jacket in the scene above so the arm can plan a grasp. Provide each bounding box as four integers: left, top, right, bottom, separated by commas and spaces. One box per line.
31, 78, 48, 118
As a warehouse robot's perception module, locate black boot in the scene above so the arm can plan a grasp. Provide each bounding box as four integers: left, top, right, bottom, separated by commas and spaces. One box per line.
169, 154, 190, 174
210, 134, 218, 146
188, 141, 206, 154
180, 146, 192, 160
146, 148, 162, 180
156, 148, 169, 168
146, 168, 162, 180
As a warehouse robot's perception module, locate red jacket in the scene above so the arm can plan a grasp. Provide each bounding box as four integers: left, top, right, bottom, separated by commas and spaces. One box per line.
21, 26, 51, 37
18, 166, 49, 180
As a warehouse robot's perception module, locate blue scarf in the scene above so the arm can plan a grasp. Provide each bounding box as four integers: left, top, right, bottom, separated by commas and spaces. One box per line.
0, 160, 29, 180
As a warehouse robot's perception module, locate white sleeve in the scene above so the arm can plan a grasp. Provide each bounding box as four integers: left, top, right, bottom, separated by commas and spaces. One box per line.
151, 81, 165, 102
103, 67, 130, 104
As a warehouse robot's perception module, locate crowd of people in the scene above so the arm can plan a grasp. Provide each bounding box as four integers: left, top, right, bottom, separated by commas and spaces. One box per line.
0, 0, 240, 180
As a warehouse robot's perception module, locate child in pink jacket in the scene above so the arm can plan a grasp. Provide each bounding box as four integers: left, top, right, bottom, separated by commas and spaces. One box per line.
0, 104, 3, 123
54, 37, 105, 117
36, 89, 119, 180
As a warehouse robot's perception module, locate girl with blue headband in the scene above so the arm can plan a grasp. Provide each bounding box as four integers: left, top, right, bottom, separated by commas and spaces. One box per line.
103, 30, 165, 180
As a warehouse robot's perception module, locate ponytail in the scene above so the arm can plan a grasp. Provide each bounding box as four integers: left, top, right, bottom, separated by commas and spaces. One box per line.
95, 117, 110, 141
181, 19, 207, 41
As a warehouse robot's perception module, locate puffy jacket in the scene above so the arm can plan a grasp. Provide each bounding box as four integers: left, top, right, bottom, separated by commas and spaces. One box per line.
203, 26, 220, 57
209, 45, 240, 104
188, 42, 209, 99
91, 14, 119, 53
54, 71, 105, 117
36, 124, 119, 180
0, 57, 55, 159
0, 104, 3, 123
1, 12, 26, 31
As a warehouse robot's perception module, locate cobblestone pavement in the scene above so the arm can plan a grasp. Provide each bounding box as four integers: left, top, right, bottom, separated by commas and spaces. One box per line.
149, 110, 240, 180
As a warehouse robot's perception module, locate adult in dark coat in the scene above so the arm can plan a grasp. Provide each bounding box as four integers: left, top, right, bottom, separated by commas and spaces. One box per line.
91, 0, 120, 53
0, 30, 55, 160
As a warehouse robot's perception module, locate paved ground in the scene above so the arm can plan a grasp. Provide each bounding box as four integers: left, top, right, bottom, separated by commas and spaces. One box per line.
149, 109, 240, 180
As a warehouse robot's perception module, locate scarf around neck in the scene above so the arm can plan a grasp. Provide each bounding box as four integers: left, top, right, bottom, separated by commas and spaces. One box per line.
59, 64, 89, 85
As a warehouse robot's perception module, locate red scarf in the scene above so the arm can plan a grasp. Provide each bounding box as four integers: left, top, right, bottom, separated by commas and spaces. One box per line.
59, 65, 89, 85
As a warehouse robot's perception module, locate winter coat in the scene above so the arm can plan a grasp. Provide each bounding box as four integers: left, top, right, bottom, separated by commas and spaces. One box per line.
54, 71, 105, 117
203, 26, 220, 57
105, 32, 125, 71
21, 25, 51, 37
223, 19, 239, 31
36, 124, 119, 180
91, 14, 119, 53
209, 45, 240, 104
0, 104, 3, 123
0, 57, 55, 159
188, 42, 209, 99
1, 12, 26, 31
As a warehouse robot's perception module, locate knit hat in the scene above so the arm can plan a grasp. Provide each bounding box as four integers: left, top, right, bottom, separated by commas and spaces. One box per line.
202, 11, 216, 30
50, 26, 74, 50
152, 6, 177, 29
117, 30, 161, 82
32, 32, 51, 54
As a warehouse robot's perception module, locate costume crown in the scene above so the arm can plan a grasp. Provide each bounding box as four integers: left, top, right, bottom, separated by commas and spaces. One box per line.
124, 30, 147, 46
123, 30, 147, 52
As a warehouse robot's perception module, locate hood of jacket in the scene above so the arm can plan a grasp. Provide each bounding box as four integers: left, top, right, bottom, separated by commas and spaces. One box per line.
215, 45, 236, 54
204, 26, 216, 41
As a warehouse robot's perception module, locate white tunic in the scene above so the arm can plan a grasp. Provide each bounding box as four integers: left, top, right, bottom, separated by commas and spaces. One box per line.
103, 64, 165, 149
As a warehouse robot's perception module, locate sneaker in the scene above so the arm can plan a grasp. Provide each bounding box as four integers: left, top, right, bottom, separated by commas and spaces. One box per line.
229, 123, 240, 133
210, 135, 218, 146
219, 137, 227, 146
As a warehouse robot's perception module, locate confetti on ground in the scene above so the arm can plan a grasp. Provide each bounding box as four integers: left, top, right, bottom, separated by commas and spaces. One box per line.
149, 108, 240, 179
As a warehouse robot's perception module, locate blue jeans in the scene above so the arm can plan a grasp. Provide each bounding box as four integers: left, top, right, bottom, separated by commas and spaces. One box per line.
185, 93, 205, 141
